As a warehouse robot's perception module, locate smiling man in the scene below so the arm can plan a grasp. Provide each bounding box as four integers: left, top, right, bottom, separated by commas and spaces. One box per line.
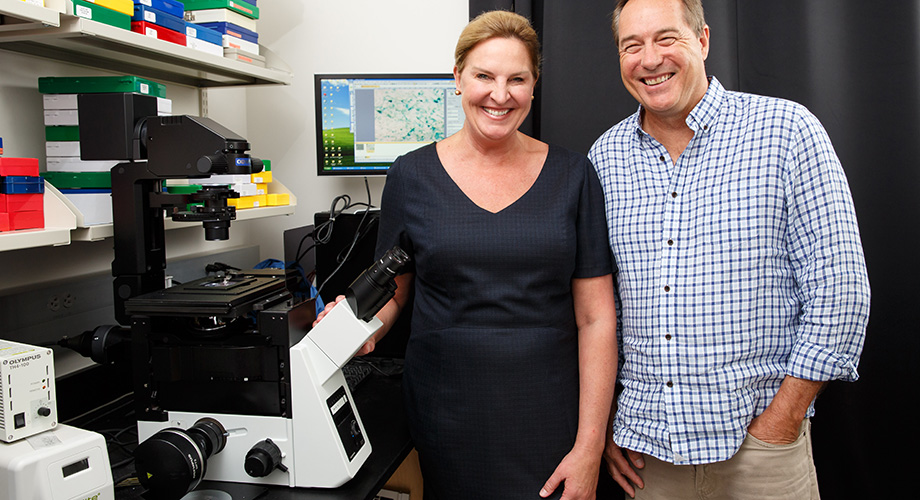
588, 0, 870, 498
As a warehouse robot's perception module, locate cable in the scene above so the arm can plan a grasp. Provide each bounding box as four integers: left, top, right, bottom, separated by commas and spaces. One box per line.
315, 178, 376, 296
205, 262, 241, 275
60, 391, 134, 426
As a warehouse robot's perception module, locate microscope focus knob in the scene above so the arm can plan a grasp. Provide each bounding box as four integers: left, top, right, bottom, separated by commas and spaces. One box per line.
245, 438, 286, 477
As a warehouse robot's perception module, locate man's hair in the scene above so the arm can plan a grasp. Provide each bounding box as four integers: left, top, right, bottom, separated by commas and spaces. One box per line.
455, 10, 542, 80
611, 0, 706, 46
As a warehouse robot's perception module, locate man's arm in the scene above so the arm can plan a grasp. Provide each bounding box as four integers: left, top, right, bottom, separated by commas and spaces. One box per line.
748, 376, 826, 444
777, 108, 869, 417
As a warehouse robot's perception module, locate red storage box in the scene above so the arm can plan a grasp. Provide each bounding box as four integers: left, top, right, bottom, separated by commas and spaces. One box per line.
0, 157, 40, 177
131, 21, 187, 46
0, 193, 43, 213
8, 210, 44, 230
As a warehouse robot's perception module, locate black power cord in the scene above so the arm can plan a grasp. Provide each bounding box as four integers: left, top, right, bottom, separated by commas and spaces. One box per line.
312, 177, 377, 297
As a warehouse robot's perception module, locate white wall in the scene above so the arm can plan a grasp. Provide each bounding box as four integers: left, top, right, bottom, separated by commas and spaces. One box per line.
237, 0, 470, 261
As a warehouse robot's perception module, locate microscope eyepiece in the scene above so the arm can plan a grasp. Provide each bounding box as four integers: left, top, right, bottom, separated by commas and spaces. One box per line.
365, 246, 409, 288
346, 246, 410, 322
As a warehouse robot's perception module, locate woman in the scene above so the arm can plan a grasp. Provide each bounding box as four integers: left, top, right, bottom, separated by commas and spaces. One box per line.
317, 11, 617, 499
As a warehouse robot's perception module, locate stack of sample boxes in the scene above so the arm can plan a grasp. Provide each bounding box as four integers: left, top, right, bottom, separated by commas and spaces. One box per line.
178, 0, 224, 58
130, 0, 188, 46
224, 160, 290, 210
167, 159, 289, 211
184, 0, 263, 67
40, 75, 171, 226
66, 0, 134, 30
0, 157, 44, 232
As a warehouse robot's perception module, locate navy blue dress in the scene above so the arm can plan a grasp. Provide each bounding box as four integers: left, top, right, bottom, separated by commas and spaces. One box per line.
375, 143, 613, 499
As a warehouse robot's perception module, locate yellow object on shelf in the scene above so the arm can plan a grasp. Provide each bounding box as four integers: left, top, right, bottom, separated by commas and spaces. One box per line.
267, 193, 290, 206
228, 194, 268, 209
251, 170, 272, 183
83, 0, 133, 16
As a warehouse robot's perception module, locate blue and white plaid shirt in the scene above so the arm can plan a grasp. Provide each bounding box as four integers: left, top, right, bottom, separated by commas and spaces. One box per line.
588, 77, 870, 465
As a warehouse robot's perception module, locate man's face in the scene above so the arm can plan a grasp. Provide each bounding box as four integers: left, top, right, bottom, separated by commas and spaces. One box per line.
617, 0, 710, 122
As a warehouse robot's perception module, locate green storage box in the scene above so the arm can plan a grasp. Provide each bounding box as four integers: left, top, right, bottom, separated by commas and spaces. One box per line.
69, 0, 131, 30
165, 184, 204, 194
182, 0, 259, 19
38, 75, 168, 98
45, 126, 80, 142
43, 171, 112, 189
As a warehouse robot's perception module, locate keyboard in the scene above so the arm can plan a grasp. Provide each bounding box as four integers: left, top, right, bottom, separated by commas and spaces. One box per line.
342, 359, 374, 391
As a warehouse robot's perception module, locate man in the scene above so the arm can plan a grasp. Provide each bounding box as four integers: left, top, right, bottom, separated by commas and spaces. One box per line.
587, 0, 870, 498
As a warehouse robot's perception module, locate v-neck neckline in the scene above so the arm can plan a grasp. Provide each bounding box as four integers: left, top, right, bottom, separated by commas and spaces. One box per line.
432, 144, 551, 215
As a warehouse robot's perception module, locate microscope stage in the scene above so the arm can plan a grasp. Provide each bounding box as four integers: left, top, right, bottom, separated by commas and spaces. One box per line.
124, 270, 290, 317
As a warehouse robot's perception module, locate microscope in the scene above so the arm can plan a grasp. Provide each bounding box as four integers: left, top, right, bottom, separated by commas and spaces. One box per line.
68, 94, 408, 499
130, 246, 406, 499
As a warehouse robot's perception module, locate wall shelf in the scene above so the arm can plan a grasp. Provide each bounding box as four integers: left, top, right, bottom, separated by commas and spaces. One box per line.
1, 180, 295, 249
0, 0, 295, 252
0, 2, 292, 87
64, 180, 297, 242
0, 0, 60, 31
0, 181, 76, 251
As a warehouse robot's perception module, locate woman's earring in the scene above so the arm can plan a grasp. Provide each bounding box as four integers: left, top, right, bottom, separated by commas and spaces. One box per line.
455, 89, 462, 95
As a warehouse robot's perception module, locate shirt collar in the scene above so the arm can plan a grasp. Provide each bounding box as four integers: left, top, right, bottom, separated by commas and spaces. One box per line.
686, 76, 724, 133
630, 76, 725, 137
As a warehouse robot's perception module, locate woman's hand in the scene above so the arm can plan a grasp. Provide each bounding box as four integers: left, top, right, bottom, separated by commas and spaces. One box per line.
312, 295, 345, 327
539, 444, 602, 500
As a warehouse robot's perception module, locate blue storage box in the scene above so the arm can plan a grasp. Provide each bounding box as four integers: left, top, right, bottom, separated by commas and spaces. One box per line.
1, 176, 45, 194
185, 21, 222, 45
197, 21, 258, 43
133, 0, 185, 19
133, 4, 186, 34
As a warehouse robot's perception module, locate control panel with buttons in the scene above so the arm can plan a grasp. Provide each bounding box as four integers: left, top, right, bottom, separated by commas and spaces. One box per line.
0, 340, 57, 443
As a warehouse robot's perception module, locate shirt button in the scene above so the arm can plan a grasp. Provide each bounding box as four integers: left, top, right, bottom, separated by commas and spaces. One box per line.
667, 239, 674, 246
671, 191, 678, 198
664, 285, 671, 292
666, 381, 674, 387
665, 334, 672, 340
659, 155, 665, 162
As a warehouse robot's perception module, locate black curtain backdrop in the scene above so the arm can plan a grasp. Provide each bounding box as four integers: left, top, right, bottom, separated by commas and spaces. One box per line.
467, 0, 915, 497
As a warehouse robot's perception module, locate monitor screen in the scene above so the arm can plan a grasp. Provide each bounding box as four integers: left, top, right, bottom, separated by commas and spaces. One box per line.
315, 74, 465, 176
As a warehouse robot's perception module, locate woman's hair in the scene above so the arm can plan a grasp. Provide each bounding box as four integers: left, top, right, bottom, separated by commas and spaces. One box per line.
455, 10, 542, 80
611, 0, 706, 45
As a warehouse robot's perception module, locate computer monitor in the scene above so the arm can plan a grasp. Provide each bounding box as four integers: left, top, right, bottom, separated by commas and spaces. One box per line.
315, 74, 465, 176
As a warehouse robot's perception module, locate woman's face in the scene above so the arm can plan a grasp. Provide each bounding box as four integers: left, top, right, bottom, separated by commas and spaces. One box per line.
455, 37, 536, 145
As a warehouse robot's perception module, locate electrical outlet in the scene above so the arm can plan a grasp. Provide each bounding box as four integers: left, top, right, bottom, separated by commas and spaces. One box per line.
63, 293, 76, 308
48, 294, 61, 312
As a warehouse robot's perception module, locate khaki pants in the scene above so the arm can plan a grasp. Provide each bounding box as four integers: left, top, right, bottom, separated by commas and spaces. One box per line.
633, 419, 820, 500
